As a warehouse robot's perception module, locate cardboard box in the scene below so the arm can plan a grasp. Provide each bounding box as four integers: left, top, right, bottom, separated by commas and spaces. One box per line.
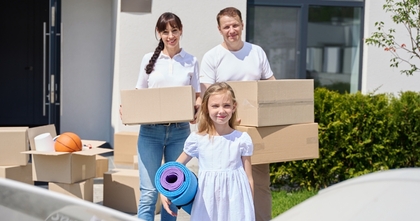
0, 164, 33, 185
48, 178, 94, 202
23, 147, 112, 184
103, 169, 161, 214
114, 131, 138, 165
0, 127, 29, 166
228, 80, 314, 127
133, 155, 138, 169
96, 155, 109, 178
237, 123, 319, 165
23, 125, 111, 183
121, 86, 195, 125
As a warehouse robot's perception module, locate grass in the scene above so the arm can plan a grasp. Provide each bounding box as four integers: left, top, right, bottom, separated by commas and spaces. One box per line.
271, 189, 318, 218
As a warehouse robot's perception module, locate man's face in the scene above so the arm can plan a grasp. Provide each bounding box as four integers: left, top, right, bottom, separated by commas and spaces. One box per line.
218, 15, 244, 45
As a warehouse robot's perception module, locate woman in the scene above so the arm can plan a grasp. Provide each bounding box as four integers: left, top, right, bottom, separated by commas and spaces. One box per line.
134, 12, 201, 221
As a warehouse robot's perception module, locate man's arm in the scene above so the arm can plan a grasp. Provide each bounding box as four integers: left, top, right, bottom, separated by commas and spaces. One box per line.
200, 83, 211, 99
265, 75, 276, 80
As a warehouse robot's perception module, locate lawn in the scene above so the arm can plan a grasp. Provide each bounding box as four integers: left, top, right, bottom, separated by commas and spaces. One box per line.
271, 189, 318, 218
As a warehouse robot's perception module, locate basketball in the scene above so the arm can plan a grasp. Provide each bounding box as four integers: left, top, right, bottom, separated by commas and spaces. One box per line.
54, 132, 83, 152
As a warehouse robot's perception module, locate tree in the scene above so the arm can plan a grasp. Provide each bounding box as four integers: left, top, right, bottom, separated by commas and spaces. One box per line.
365, 0, 420, 76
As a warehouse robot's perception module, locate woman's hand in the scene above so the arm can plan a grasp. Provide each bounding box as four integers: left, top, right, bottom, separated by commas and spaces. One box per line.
161, 194, 177, 217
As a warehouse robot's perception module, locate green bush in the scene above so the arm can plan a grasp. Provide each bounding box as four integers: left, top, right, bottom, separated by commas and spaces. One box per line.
270, 88, 420, 190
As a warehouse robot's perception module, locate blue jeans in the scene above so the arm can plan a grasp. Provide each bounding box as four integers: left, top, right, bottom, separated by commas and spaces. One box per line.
137, 122, 190, 221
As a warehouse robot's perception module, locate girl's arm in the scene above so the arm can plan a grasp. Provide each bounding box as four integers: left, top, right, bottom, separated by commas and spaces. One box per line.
161, 151, 193, 217
242, 156, 254, 198
177, 151, 193, 165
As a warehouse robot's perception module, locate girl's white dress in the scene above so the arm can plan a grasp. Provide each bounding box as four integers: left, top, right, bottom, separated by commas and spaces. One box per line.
184, 130, 255, 221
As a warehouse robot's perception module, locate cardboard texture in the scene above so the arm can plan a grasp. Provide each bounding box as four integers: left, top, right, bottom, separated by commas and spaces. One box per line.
121, 86, 195, 125
227, 80, 314, 127
48, 178, 94, 202
23, 147, 112, 184
133, 155, 138, 169
0, 164, 33, 185
0, 127, 29, 166
103, 169, 161, 214
96, 155, 109, 178
237, 123, 319, 165
114, 132, 138, 165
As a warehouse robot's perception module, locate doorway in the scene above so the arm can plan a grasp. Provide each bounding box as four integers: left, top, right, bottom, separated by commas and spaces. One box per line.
0, 0, 61, 130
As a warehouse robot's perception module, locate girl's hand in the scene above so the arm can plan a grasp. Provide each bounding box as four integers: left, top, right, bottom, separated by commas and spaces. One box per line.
161, 194, 177, 217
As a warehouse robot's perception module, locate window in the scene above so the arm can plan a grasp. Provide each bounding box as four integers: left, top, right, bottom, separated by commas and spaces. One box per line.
247, 0, 364, 93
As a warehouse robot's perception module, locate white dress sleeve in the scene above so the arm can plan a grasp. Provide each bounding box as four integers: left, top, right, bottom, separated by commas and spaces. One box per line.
184, 133, 199, 158
240, 132, 254, 156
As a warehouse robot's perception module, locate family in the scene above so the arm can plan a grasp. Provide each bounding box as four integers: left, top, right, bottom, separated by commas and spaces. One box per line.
120, 7, 276, 221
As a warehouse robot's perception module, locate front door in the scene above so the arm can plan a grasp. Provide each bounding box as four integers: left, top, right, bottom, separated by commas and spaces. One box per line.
0, 0, 60, 130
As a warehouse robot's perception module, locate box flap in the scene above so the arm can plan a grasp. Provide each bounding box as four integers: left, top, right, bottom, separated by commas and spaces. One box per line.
28, 124, 57, 150
73, 147, 113, 156
82, 140, 107, 148
21, 150, 69, 156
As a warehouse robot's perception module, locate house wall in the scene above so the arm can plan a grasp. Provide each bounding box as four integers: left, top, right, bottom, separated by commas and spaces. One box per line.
61, 0, 114, 142
363, 0, 420, 94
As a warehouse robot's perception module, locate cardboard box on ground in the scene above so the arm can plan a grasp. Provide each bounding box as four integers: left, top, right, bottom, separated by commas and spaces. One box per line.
103, 169, 161, 215
22, 124, 112, 184
20, 124, 111, 201
0, 127, 32, 183
120, 85, 196, 125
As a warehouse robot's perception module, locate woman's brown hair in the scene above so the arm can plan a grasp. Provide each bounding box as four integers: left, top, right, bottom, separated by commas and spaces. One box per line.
145, 12, 183, 74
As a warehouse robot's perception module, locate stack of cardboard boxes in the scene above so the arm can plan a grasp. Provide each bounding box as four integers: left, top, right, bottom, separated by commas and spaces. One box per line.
228, 80, 319, 165
0, 127, 33, 185
22, 125, 112, 202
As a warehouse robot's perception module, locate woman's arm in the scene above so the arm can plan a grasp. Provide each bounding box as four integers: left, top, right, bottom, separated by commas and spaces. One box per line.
242, 156, 254, 198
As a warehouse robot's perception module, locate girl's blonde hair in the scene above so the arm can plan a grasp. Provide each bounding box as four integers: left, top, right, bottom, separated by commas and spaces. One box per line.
198, 82, 238, 136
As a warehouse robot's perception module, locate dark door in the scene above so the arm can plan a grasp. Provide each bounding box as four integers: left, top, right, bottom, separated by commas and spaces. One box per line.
0, 0, 60, 130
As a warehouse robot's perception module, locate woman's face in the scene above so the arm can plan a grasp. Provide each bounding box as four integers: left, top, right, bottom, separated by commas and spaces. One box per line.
159, 23, 182, 50
218, 15, 243, 45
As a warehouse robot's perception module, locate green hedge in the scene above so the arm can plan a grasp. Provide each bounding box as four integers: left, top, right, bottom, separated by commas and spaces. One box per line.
270, 88, 420, 190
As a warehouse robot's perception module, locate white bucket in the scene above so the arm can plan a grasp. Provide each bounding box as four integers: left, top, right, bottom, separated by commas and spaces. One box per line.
34, 133, 55, 152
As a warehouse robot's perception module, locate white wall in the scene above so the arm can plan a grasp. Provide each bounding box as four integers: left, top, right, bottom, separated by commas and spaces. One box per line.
363, 0, 420, 94
61, 0, 113, 142
112, 0, 246, 135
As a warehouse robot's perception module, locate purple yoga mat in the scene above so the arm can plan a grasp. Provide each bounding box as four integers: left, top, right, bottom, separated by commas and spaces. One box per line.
160, 166, 185, 191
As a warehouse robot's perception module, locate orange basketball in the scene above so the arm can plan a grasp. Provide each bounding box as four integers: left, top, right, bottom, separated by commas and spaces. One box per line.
54, 132, 82, 152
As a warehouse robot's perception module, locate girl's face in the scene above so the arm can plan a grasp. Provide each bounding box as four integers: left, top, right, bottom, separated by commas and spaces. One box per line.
207, 92, 236, 126
158, 23, 182, 50
218, 15, 243, 45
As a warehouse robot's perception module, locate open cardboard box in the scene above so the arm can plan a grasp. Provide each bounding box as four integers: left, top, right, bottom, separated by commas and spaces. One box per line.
22, 124, 112, 184
120, 86, 195, 125
228, 80, 314, 127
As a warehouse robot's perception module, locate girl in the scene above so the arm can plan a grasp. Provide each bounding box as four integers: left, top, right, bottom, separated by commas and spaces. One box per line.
133, 12, 201, 221
163, 82, 255, 221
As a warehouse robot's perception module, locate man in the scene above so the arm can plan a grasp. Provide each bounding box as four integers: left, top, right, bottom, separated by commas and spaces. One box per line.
200, 7, 275, 221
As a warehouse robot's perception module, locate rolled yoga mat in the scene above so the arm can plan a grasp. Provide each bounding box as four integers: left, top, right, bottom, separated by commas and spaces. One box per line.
155, 161, 198, 214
